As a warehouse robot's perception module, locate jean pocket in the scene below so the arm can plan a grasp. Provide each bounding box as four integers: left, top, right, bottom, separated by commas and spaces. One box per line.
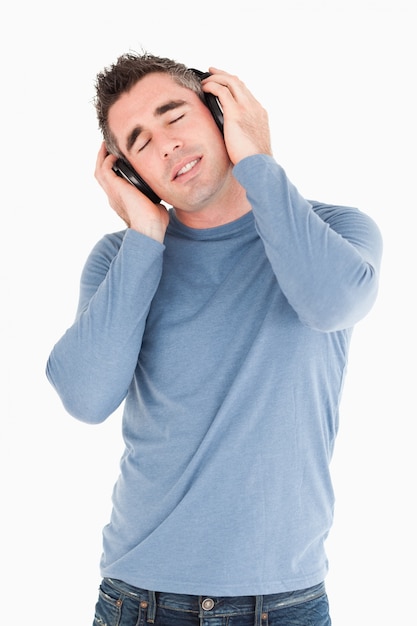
93, 580, 123, 626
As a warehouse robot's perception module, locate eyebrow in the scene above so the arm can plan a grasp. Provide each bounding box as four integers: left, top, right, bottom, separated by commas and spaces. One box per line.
125, 99, 187, 152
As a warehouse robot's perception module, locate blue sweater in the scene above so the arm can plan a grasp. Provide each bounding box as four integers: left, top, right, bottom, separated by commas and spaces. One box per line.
46, 155, 382, 595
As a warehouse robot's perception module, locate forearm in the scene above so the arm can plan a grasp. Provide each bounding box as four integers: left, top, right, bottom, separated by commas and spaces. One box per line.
46, 229, 164, 423
234, 155, 383, 331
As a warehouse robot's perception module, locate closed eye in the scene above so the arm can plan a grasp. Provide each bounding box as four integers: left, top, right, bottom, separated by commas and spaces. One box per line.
169, 114, 185, 125
138, 139, 150, 152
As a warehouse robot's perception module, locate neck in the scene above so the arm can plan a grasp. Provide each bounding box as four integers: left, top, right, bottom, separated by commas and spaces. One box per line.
173, 179, 252, 229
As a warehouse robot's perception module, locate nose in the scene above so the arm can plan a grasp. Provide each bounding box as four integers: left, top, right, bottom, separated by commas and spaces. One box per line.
158, 130, 182, 158
162, 140, 181, 158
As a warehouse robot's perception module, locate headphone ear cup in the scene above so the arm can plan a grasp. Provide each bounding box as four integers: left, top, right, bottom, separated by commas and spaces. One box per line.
189, 68, 224, 134
204, 92, 224, 134
112, 159, 161, 204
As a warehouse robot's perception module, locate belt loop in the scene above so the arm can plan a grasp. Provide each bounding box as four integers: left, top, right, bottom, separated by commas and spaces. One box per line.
254, 595, 264, 626
147, 590, 157, 623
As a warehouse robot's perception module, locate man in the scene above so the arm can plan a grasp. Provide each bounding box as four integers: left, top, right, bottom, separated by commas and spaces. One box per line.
46, 52, 382, 625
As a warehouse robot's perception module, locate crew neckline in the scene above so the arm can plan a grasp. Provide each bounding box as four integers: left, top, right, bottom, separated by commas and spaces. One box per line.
168, 208, 254, 240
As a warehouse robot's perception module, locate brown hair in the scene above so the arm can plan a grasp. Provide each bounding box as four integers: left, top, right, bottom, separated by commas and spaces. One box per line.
94, 51, 205, 155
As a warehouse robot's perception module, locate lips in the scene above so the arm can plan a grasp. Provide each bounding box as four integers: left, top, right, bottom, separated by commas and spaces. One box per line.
173, 157, 201, 180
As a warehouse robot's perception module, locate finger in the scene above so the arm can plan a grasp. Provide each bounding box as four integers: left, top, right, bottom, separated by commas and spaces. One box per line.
94, 143, 106, 181
204, 68, 236, 88
207, 67, 229, 76
201, 74, 237, 102
96, 141, 107, 167
95, 144, 116, 187
204, 69, 247, 101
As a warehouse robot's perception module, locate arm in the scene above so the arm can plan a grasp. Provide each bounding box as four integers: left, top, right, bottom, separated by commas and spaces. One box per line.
234, 155, 383, 331
203, 69, 382, 331
46, 143, 170, 423
46, 229, 164, 423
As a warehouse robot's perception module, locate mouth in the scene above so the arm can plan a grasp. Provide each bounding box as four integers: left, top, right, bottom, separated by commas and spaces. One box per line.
173, 157, 201, 180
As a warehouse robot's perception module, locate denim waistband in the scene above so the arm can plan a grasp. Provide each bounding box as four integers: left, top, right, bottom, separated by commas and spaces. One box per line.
104, 577, 326, 618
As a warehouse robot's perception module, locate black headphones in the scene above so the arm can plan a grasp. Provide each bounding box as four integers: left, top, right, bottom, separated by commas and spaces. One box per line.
112, 69, 224, 204
188, 69, 224, 133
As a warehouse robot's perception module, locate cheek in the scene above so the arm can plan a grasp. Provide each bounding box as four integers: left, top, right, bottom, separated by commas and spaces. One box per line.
210, 131, 230, 172
131, 150, 160, 182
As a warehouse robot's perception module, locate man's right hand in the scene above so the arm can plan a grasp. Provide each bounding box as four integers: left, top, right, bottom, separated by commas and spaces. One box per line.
95, 142, 169, 243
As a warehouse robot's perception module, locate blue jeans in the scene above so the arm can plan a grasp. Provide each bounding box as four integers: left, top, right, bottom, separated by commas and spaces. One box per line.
93, 578, 331, 626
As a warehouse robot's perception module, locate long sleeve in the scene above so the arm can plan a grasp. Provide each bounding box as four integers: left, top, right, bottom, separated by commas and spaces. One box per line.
46, 228, 164, 423
233, 155, 383, 331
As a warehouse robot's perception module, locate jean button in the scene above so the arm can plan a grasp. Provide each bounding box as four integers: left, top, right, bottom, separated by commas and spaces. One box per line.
201, 598, 215, 610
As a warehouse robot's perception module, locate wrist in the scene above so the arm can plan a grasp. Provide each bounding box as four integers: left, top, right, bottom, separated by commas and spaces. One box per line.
130, 218, 168, 243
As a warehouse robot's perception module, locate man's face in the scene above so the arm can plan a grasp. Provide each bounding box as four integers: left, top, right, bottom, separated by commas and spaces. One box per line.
108, 72, 232, 210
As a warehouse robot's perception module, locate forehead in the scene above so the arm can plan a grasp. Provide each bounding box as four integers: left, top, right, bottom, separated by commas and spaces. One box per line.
108, 73, 197, 136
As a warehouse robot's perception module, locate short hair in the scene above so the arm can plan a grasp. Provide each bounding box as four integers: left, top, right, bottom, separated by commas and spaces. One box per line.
94, 51, 205, 155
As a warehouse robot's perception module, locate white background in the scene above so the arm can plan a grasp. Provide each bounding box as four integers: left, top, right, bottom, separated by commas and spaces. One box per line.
1, 1, 416, 624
